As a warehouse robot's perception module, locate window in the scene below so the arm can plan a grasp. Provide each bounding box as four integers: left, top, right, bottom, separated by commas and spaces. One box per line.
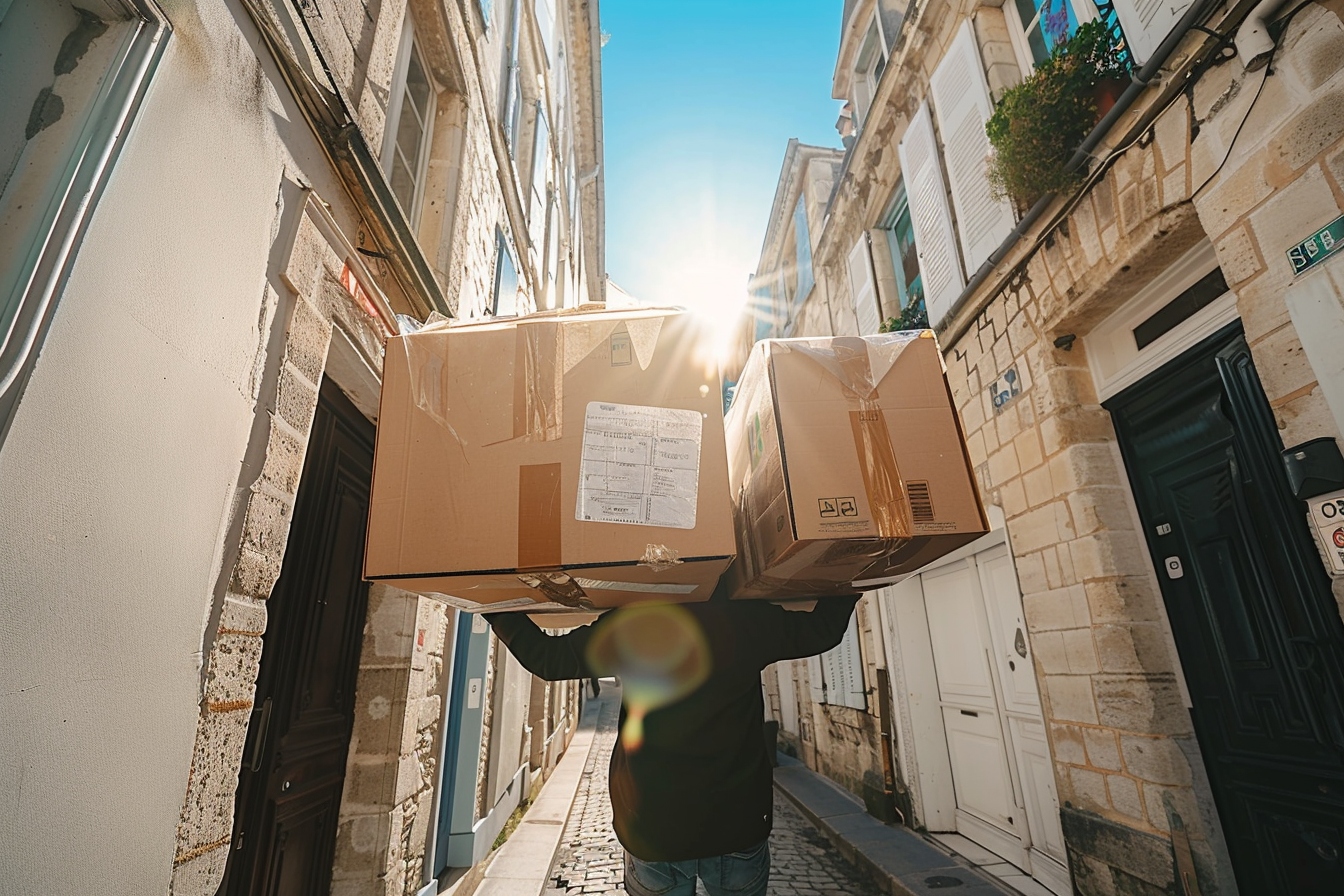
1005, 0, 1090, 70
534, 0, 555, 66
793, 196, 814, 303
851, 18, 886, 128
880, 184, 925, 314
383, 20, 435, 221
491, 229, 520, 316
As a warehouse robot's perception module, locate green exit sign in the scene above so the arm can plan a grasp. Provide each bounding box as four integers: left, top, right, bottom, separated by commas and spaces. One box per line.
1288, 214, 1344, 276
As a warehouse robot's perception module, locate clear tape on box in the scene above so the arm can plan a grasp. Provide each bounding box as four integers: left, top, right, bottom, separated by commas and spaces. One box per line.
399, 308, 674, 445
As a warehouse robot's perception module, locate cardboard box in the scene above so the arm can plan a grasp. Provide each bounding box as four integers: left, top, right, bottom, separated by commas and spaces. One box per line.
724, 331, 987, 599
366, 307, 735, 611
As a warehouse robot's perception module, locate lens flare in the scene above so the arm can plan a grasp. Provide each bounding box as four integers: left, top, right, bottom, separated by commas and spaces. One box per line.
584, 603, 712, 751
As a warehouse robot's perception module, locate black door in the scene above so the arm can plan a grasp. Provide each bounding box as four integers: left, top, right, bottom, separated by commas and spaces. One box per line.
222, 378, 376, 896
1107, 322, 1344, 894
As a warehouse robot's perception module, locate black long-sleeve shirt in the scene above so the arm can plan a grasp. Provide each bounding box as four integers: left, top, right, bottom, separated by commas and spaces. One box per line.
485, 595, 859, 861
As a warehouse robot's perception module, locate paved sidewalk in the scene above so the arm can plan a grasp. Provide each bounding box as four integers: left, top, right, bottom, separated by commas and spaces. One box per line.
472, 687, 611, 896
773, 756, 1026, 896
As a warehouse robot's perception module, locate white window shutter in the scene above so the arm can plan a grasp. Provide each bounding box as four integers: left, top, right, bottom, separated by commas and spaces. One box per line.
1108, 0, 1184, 65
930, 20, 1015, 282
898, 102, 965, 328
843, 618, 867, 710
807, 655, 826, 705
847, 235, 881, 335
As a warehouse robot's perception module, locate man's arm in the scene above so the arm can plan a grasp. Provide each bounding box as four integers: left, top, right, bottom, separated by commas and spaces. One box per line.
750, 594, 861, 667
484, 612, 598, 681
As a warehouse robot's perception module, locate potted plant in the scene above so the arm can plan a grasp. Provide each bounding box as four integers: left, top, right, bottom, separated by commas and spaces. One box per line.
985, 21, 1128, 208
880, 298, 928, 332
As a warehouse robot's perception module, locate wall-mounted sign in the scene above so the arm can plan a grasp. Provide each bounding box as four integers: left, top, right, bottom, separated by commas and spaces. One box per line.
988, 365, 1029, 414
1307, 488, 1344, 576
1287, 214, 1344, 276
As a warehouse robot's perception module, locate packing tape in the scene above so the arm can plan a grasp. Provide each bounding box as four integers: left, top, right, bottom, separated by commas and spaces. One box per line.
775, 330, 928, 400
518, 463, 563, 569
849, 403, 912, 539
513, 323, 564, 441
399, 333, 467, 448
516, 572, 594, 609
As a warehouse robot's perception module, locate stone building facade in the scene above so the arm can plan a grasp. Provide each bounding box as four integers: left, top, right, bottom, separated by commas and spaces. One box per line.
740, 1, 1344, 895
0, 1, 602, 894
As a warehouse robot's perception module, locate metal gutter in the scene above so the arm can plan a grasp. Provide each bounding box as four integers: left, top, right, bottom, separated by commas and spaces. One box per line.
936, 0, 1223, 348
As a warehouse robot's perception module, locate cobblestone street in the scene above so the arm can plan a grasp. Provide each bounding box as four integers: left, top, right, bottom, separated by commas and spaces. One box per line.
543, 684, 884, 896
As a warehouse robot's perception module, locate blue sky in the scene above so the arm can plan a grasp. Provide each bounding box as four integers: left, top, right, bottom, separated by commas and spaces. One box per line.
598, 1, 843, 323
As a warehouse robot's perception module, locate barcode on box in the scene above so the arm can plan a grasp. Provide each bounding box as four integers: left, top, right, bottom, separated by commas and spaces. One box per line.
908, 480, 934, 522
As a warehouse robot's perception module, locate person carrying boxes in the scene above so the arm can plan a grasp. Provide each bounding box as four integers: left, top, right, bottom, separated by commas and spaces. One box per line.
485, 591, 859, 896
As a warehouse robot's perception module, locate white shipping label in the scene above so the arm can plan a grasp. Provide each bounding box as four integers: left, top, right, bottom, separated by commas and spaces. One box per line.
577, 402, 703, 529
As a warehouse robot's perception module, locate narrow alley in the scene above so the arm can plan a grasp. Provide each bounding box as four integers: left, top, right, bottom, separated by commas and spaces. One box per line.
5, 1, 1344, 896
542, 683, 886, 896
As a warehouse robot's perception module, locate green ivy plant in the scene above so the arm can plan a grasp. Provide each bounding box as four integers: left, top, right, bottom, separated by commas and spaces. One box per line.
985, 21, 1127, 207
879, 299, 928, 333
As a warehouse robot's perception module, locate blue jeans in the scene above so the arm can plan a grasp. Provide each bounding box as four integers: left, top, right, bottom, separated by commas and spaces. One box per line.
623, 840, 770, 896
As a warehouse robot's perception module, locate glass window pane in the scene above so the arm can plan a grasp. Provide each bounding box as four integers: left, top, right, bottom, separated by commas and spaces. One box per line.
1017, 0, 1078, 64
390, 154, 415, 212
405, 50, 432, 122
1038, 0, 1079, 50
395, 101, 425, 168
493, 234, 519, 316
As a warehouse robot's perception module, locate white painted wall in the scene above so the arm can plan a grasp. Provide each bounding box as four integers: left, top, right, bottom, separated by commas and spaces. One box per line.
0, 1, 358, 891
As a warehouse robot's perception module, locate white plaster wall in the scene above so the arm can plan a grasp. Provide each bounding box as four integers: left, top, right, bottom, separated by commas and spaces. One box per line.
0, 1, 339, 891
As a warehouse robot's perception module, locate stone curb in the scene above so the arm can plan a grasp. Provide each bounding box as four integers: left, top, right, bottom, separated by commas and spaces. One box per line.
773, 757, 1020, 896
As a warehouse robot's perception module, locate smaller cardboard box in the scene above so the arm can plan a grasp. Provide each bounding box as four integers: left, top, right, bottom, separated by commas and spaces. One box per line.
724, 331, 987, 599
365, 307, 734, 612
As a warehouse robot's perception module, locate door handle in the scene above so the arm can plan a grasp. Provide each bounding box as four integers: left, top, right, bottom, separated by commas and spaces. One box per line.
960, 709, 979, 717
245, 698, 273, 773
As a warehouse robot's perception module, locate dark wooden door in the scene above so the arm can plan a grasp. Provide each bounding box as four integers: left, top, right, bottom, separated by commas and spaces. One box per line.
223, 378, 375, 896
1107, 323, 1344, 894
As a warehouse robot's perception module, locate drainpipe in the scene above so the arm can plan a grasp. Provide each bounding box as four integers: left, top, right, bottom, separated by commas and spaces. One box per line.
938, 0, 1222, 348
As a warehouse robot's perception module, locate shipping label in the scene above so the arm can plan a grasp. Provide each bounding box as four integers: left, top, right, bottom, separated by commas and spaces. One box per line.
577, 402, 703, 529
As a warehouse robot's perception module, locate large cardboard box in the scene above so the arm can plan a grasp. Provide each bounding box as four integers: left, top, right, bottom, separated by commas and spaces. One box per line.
724, 331, 987, 599
366, 307, 735, 612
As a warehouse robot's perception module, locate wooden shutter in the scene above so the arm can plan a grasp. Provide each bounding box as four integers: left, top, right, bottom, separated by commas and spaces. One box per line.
898, 102, 964, 328
929, 20, 1015, 281
847, 235, 881, 335
1108, 0, 1183, 65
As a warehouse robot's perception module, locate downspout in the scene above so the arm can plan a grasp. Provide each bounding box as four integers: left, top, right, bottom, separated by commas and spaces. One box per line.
937, 0, 1221, 348
1234, 0, 1289, 70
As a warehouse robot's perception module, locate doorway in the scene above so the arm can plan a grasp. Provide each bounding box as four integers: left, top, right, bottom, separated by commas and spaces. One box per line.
882, 538, 1070, 895
222, 378, 376, 896
1106, 321, 1344, 894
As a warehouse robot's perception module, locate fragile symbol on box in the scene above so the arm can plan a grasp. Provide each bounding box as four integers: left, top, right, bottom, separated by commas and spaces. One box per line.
818, 497, 859, 518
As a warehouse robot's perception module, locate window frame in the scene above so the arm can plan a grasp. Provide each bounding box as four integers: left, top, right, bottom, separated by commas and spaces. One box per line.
382, 14, 437, 225
851, 15, 887, 129
491, 227, 521, 317
1003, 0, 1097, 74
879, 182, 924, 314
